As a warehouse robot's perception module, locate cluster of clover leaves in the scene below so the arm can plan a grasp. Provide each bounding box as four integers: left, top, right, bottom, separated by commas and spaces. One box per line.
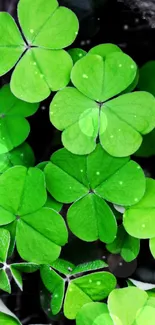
0, 0, 155, 324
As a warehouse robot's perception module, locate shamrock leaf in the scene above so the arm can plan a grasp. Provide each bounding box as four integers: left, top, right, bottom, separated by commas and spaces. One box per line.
64, 271, 116, 319
123, 178, 155, 239
89, 43, 122, 58
106, 225, 140, 262
0, 166, 68, 264
0, 0, 79, 103
50, 51, 155, 156
51, 258, 75, 275
0, 300, 21, 325
108, 287, 155, 325
45, 144, 145, 243
138, 61, 155, 96
41, 263, 116, 320
0, 227, 39, 292
76, 302, 114, 325
0, 85, 38, 154
36, 161, 63, 212
0, 142, 35, 173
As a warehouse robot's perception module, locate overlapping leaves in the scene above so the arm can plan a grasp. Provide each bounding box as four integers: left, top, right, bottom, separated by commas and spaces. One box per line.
0, 0, 79, 102
0, 228, 39, 293
0, 166, 68, 264
44, 144, 145, 243
0, 85, 38, 154
50, 48, 155, 157
123, 178, 155, 259
40, 259, 116, 319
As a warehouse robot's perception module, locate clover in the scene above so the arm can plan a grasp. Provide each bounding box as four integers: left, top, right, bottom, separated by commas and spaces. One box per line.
44, 144, 146, 243
0, 165, 68, 264
50, 48, 155, 157
0, 85, 38, 154
0, 228, 39, 293
76, 302, 113, 325
0, 142, 35, 174
123, 178, 155, 259
40, 258, 116, 319
108, 287, 155, 325
0, 0, 79, 103
106, 224, 140, 262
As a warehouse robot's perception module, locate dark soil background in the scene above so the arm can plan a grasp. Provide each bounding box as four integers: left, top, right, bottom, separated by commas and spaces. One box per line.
0, 0, 155, 324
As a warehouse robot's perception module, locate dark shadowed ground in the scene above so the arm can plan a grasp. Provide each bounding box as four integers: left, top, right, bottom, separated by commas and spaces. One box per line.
0, 0, 155, 324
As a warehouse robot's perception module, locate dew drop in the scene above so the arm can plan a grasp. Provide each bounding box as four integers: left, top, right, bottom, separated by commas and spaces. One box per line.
30, 29, 34, 34
20, 153, 24, 157
89, 279, 92, 283
97, 281, 101, 285
35, 71, 38, 75
142, 224, 145, 228
69, 288, 73, 292
110, 135, 114, 138
119, 181, 123, 185
134, 198, 138, 202
118, 129, 121, 132
119, 262, 123, 266
54, 294, 58, 298
83, 74, 88, 79
79, 53, 83, 57
131, 64, 135, 69
137, 166, 140, 169
75, 31, 78, 35
50, 111, 53, 115
96, 171, 100, 175
118, 64, 122, 68
33, 62, 37, 66
68, 267, 73, 272
2, 137, 5, 140
134, 115, 137, 118
69, 186, 72, 190
80, 169, 83, 173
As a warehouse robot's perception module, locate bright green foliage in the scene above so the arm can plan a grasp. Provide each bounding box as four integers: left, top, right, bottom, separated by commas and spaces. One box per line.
68, 48, 87, 64
50, 50, 155, 156
108, 287, 155, 325
64, 272, 116, 319
0, 166, 68, 264
106, 225, 140, 262
36, 161, 63, 212
41, 263, 116, 320
44, 144, 145, 242
138, 61, 155, 96
0, 142, 35, 173
0, 227, 39, 292
76, 302, 113, 325
135, 129, 155, 157
70, 260, 108, 275
0, 85, 38, 154
0, 300, 21, 325
89, 43, 122, 57
124, 178, 155, 239
0, 0, 79, 103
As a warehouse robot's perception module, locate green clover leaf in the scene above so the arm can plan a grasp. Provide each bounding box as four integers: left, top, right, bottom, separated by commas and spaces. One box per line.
68, 48, 87, 64
36, 161, 63, 212
0, 166, 68, 264
108, 287, 155, 325
41, 262, 116, 319
64, 271, 116, 319
50, 51, 155, 156
0, 142, 35, 173
44, 144, 145, 243
76, 302, 113, 325
0, 300, 21, 325
106, 224, 140, 262
0, 85, 38, 154
0, 228, 39, 292
123, 178, 155, 239
0, 0, 79, 103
